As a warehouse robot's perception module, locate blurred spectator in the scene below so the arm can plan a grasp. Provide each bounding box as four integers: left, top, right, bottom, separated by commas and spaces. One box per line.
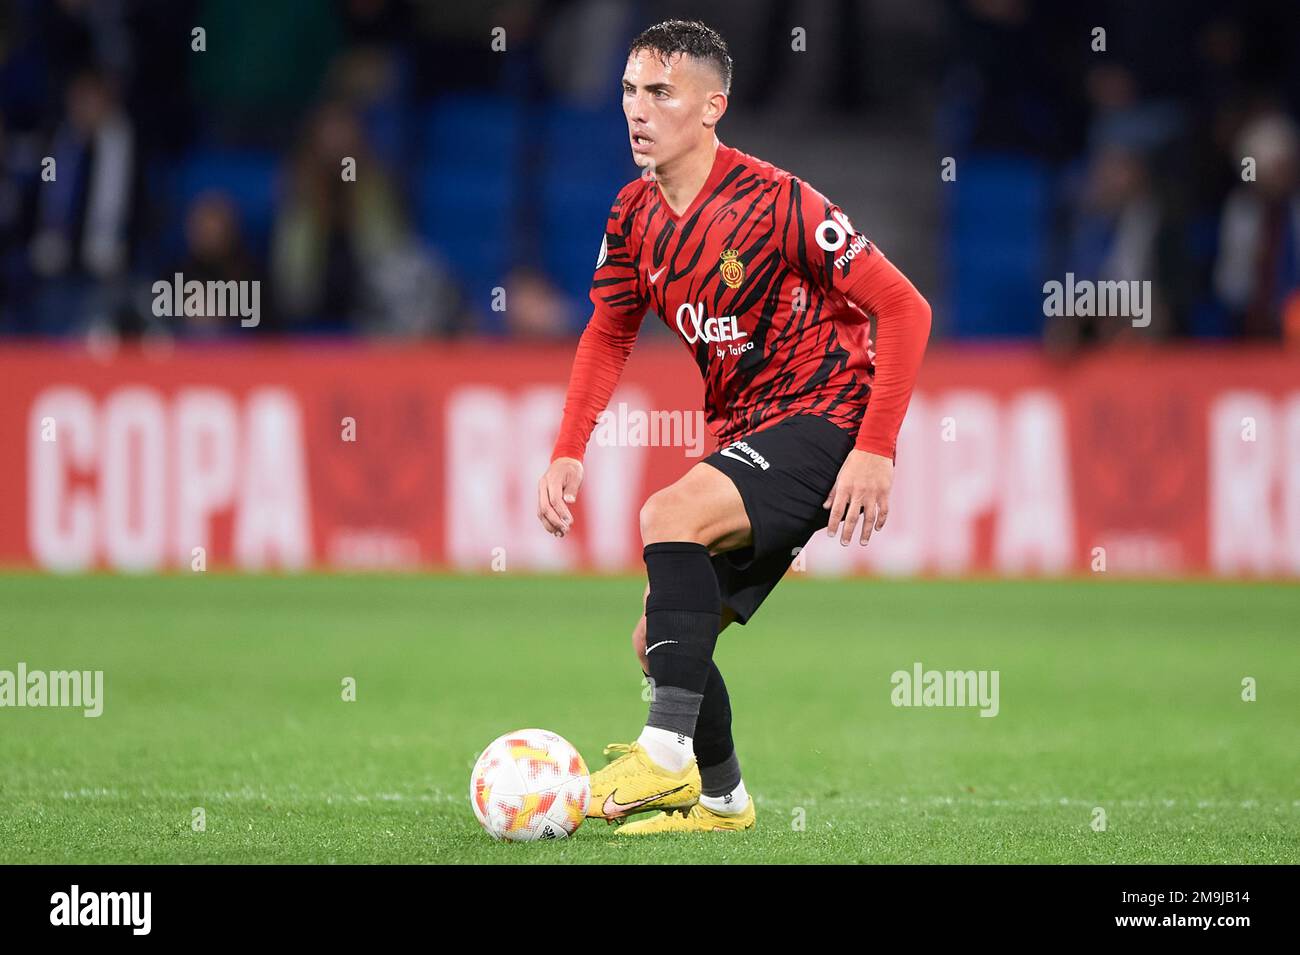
272, 101, 405, 330
160, 191, 265, 337
272, 100, 458, 335
26, 68, 140, 335
1214, 112, 1300, 340
502, 266, 572, 339
1048, 140, 1191, 349
1, 0, 1299, 343
29, 69, 137, 279
38, 0, 132, 97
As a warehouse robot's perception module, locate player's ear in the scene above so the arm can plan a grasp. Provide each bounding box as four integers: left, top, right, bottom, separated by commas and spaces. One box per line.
702, 90, 728, 129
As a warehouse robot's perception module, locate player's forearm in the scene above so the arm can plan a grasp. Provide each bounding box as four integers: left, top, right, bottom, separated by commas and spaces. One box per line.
844, 252, 932, 459
551, 307, 639, 462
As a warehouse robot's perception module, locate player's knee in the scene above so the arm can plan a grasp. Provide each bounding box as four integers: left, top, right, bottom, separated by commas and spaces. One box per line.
639, 487, 698, 545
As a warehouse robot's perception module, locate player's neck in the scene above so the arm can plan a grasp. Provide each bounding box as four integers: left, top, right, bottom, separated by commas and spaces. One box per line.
655, 136, 720, 217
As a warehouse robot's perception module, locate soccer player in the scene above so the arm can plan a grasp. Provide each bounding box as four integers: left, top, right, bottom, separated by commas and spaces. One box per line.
536, 20, 931, 834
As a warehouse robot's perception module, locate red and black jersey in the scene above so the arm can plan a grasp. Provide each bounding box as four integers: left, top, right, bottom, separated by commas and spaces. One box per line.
553, 141, 930, 462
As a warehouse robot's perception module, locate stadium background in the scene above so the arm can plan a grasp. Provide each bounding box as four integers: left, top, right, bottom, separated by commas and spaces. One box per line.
1, 0, 1298, 578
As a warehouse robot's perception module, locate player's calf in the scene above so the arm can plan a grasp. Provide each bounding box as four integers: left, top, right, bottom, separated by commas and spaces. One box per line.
632, 596, 738, 674
637, 541, 720, 772
632, 463, 748, 768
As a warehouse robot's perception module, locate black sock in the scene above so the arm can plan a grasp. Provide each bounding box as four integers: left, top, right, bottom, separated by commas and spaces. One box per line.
696, 662, 742, 796
695, 661, 735, 767
642, 542, 720, 738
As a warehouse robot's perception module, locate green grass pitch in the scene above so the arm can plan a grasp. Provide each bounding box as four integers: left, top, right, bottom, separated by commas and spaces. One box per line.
0, 573, 1296, 864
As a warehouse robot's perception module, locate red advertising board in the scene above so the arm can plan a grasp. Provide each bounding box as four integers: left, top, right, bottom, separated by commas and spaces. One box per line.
0, 343, 1296, 577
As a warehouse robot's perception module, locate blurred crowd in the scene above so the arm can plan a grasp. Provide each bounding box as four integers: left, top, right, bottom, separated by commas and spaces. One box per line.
944, 0, 1300, 344
1, 0, 1299, 343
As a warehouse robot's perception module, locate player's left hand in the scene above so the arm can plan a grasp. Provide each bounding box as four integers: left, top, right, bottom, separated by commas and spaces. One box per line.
823, 450, 892, 546
537, 456, 584, 538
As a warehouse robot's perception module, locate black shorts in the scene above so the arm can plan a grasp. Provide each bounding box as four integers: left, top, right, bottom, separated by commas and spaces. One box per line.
703, 413, 857, 624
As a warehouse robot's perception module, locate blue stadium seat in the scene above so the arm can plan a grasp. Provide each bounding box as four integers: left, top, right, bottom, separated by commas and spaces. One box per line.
538, 104, 633, 304
946, 155, 1052, 337
418, 94, 523, 308
418, 97, 640, 321
424, 93, 522, 169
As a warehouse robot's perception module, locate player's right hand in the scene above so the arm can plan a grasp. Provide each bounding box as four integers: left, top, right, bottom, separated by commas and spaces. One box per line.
538, 457, 584, 537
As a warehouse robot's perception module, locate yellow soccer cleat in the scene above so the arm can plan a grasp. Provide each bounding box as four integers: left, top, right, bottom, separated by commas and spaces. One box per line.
616, 799, 756, 835
587, 742, 700, 821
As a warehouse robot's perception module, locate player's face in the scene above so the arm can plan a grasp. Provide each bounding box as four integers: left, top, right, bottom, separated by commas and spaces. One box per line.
622, 50, 724, 173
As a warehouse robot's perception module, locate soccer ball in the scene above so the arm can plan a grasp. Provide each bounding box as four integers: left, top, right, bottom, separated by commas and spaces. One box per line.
469, 728, 590, 841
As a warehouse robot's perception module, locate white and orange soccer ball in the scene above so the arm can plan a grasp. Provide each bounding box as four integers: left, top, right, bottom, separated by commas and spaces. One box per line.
469, 728, 591, 841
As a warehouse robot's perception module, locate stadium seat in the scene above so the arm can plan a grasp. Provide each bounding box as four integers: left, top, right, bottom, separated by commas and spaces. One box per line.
538, 104, 633, 307
418, 94, 523, 313
946, 155, 1052, 338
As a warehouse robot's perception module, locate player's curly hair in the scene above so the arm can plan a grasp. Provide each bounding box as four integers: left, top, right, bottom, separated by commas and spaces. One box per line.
629, 19, 733, 94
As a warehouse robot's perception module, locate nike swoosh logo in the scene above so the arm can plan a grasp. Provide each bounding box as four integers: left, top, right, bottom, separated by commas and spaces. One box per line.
645, 639, 678, 654
602, 784, 688, 818
719, 447, 756, 467
649, 267, 666, 284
